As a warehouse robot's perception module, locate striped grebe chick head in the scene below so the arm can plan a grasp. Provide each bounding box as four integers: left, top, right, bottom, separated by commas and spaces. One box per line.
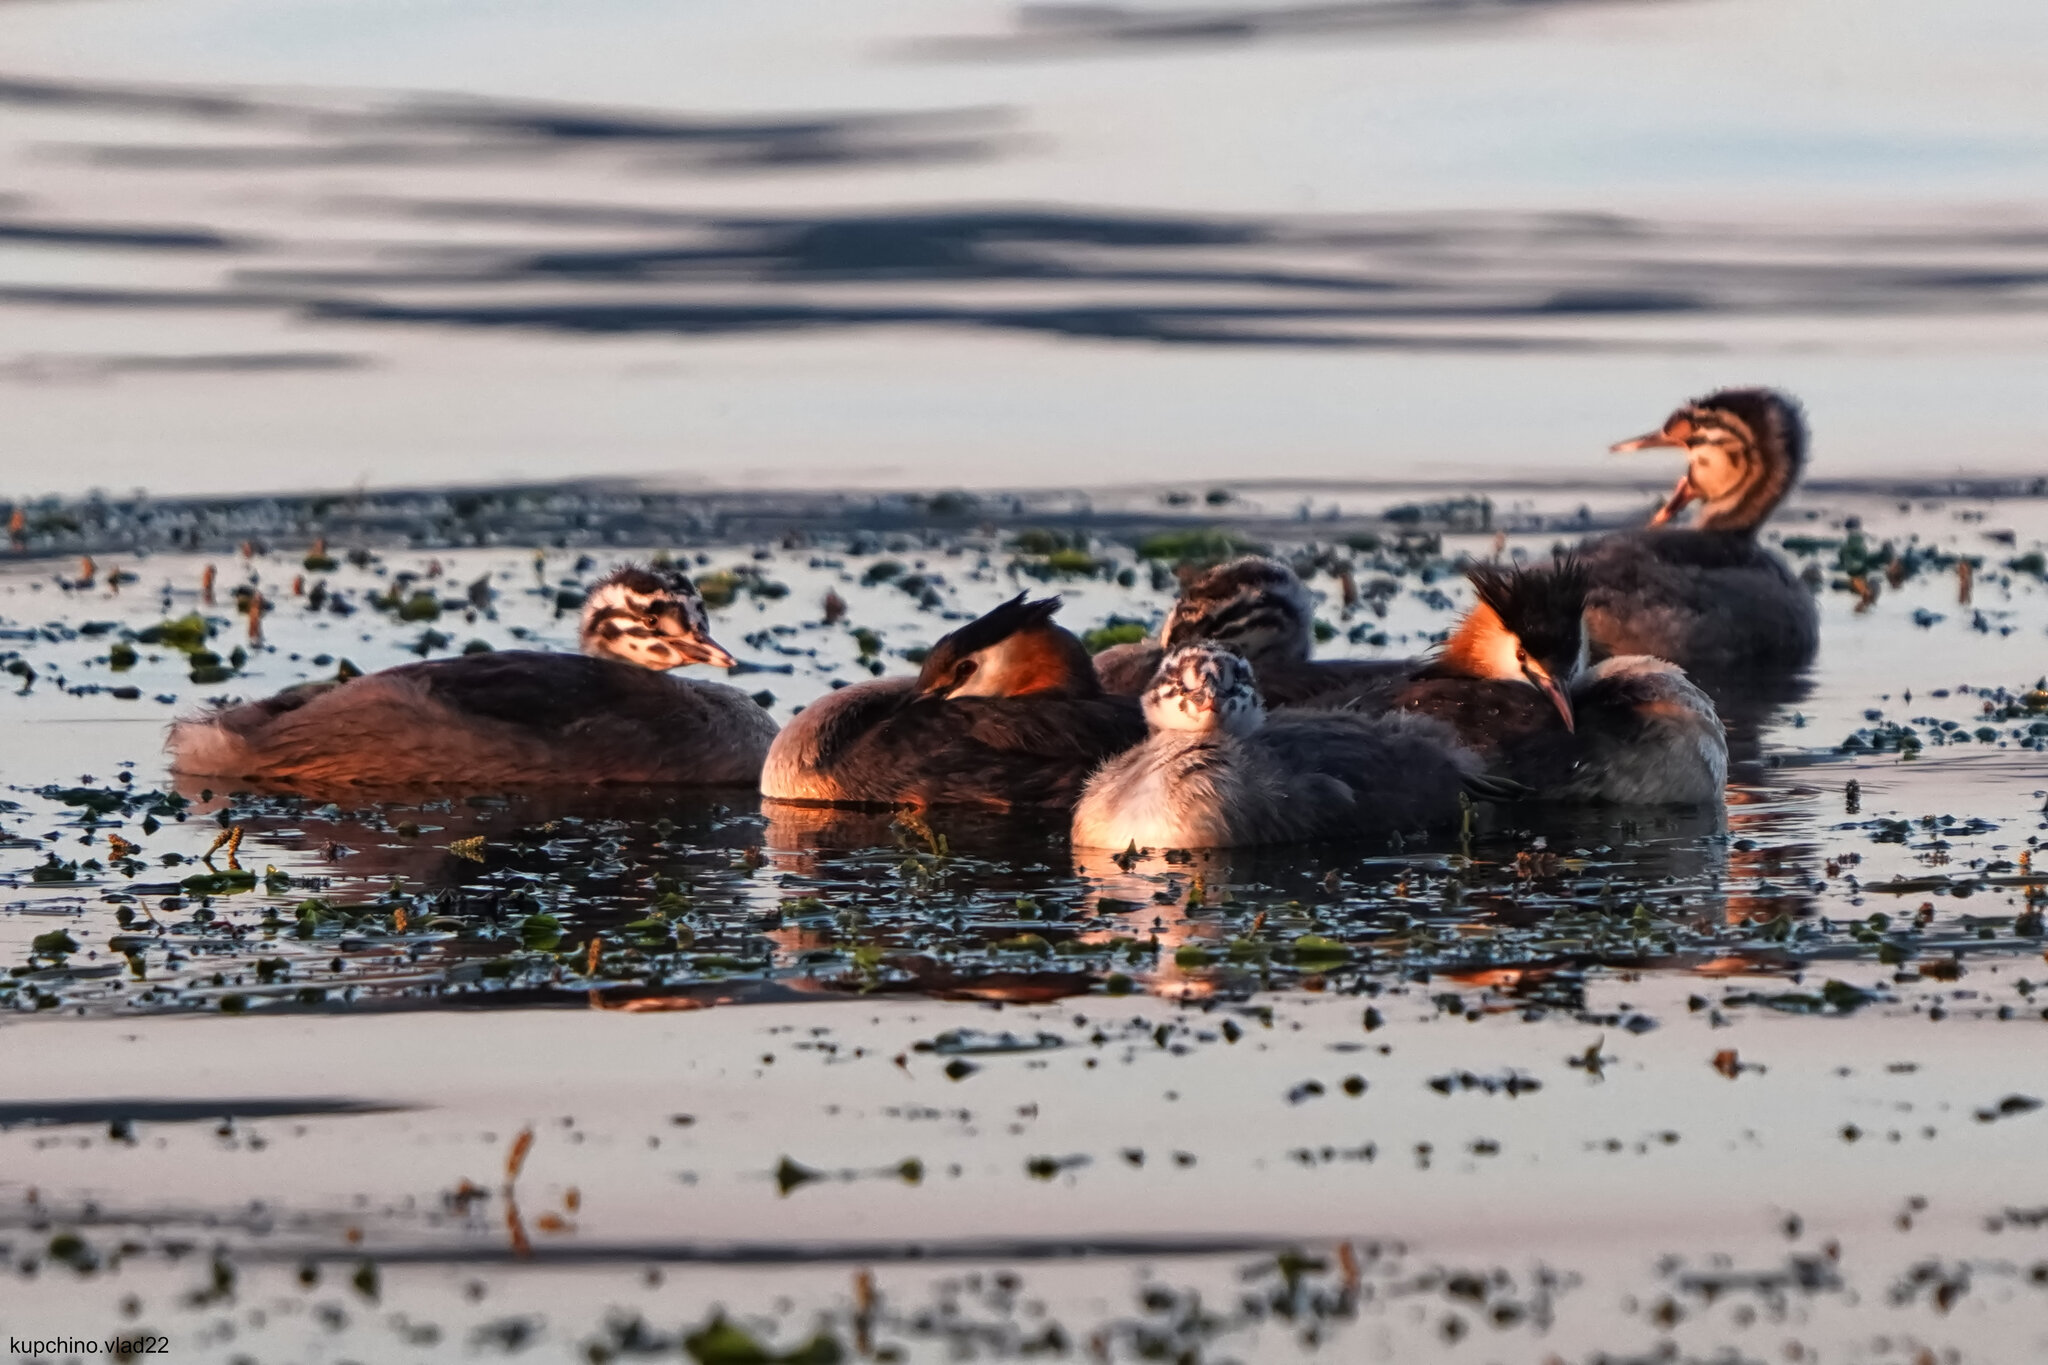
579, 565, 737, 670
1612, 387, 1807, 533
916, 593, 1100, 700
1160, 556, 1313, 667
1144, 644, 1266, 736
1440, 556, 1590, 730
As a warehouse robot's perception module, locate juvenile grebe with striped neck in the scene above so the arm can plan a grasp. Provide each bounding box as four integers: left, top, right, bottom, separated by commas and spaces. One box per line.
1073, 644, 1491, 850
1581, 387, 1818, 675
1094, 555, 1406, 704
169, 565, 774, 789
1316, 557, 1728, 806
761, 593, 1144, 811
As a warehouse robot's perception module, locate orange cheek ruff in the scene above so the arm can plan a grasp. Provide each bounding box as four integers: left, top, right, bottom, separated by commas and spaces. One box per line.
994, 630, 1095, 696
1439, 603, 1515, 680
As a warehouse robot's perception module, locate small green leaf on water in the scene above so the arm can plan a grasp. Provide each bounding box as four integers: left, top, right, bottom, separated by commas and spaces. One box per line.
1081, 621, 1148, 653
1292, 935, 1350, 964
520, 914, 562, 951
181, 869, 257, 895
774, 1156, 824, 1196
397, 592, 441, 622
683, 1312, 844, 1365
1135, 528, 1261, 564
136, 612, 210, 652
47, 1233, 96, 1272
31, 855, 79, 883
32, 930, 79, 957
1821, 979, 1876, 1013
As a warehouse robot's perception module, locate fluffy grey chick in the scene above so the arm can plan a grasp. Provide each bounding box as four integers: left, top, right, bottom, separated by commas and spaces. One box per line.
1073, 644, 1487, 850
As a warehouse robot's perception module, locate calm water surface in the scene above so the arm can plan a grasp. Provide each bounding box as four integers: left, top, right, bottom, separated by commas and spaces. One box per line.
0, 0, 2045, 495
3, 0, 2048, 1357
1, 485, 2046, 1359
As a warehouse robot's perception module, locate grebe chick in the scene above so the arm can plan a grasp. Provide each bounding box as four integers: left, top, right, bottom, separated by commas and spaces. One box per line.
1319, 557, 1727, 805
1093, 555, 1407, 704
1580, 387, 1818, 674
1072, 645, 1489, 850
169, 565, 774, 789
761, 593, 1144, 811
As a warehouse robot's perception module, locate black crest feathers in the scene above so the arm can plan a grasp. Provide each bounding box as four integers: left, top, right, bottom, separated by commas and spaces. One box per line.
1466, 554, 1588, 669
915, 593, 1063, 693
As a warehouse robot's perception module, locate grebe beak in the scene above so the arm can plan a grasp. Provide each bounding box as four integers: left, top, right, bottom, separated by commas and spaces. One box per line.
1610, 418, 1690, 454
1648, 472, 1698, 527
1522, 661, 1575, 732
673, 637, 738, 669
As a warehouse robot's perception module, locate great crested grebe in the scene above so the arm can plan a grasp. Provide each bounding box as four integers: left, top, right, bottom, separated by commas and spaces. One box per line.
760, 593, 1144, 811
1073, 644, 1491, 850
1094, 555, 1407, 704
1579, 387, 1818, 675
169, 565, 776, 788
1315, 557, 1727, 805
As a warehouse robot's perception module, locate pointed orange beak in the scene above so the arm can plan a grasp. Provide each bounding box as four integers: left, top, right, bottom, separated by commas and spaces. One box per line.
1610, 429, 1688, 454
673, 636, 738, 669
1648, 472, 1698, 527
1612, 413, 1693, 455
1523, 662, 1575, 732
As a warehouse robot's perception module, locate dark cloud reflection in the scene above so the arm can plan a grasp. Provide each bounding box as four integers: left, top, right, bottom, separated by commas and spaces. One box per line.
919, 0, 1697, 59
1, 68, 2045, 357
248, 204, 2048, 350
0, 70, 1013, 176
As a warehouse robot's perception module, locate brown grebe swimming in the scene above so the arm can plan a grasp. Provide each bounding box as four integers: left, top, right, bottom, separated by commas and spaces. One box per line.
760, 593, 1144, 812
1315, 557, 1728, 806
1094, 555, 1408, 705
1073, 644, 1493, 850
1581, 387, 1818, 675
168, 565, 775, 789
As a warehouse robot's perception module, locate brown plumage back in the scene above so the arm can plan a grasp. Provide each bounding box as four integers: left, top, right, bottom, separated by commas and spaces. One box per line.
170, 651, 776, 790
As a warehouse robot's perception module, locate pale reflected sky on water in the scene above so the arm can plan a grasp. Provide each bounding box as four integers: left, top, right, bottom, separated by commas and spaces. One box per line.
1, 0, 2045, 496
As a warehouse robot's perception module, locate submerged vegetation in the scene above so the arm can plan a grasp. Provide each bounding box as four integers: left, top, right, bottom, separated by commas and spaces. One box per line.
4, 482, 2048, 1361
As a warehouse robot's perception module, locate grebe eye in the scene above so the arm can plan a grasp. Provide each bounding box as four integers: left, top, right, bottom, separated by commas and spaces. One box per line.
954, 659, 977, 684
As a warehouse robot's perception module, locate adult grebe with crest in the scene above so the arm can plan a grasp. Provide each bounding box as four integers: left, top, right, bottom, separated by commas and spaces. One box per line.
1311, 556, 1728, 806
761, 593, 1144, 811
